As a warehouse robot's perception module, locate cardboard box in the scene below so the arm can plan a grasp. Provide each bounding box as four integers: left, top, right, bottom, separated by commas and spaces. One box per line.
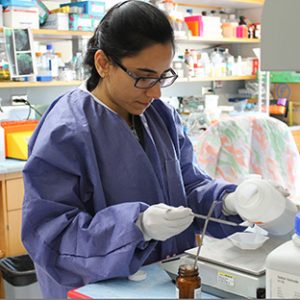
272, 83, 300, 125
290, 102, 300, 125
0, 0, 36, 7
42, 13, 69, 30
273, 83, 300, 102
3, 6, 39, 29
69, 13, 99, 31
61, 1, 105, 17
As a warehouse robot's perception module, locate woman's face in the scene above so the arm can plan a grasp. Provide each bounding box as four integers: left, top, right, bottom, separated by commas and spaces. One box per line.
94, 43, 174, 121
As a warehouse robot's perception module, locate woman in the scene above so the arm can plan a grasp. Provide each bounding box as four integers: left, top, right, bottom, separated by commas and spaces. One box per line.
21, 1, 246, 298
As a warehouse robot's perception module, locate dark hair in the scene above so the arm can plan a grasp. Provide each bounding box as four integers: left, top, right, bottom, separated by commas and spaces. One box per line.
84, 0, 175, 91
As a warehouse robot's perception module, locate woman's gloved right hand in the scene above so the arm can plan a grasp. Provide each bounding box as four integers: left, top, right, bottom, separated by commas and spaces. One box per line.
135, 203, 194, 241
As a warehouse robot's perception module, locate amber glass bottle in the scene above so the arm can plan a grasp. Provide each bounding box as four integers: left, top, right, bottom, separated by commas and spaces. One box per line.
176, 264, 201, 299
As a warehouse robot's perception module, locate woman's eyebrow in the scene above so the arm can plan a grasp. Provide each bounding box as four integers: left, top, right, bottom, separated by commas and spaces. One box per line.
136, 67, 170, 75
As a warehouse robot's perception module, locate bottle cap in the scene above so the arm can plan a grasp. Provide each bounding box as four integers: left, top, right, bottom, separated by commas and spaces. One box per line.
295, 213, 300, 236
128, 270, 147, 281
46, 44, 53, 50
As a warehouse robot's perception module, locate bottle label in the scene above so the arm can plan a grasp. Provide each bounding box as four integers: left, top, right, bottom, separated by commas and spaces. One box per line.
266, 269, 300, 298
176, 287, 202, 299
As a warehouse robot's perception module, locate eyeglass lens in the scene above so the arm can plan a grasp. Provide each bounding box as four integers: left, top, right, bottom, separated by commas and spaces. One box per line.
135, 71, 178, 89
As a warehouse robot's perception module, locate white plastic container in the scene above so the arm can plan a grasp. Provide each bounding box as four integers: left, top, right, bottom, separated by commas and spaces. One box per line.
0, 125, 5, 162
266, 213, 300, 298
234, 178, 298, 236
3, 6, 39, 29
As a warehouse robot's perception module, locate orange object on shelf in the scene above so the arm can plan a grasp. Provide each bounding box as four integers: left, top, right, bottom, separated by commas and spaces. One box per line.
269, 105, 286, 115
0, 120, 38, 160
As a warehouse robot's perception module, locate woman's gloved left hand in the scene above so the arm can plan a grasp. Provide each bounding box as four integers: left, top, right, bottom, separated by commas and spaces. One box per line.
223, 178, 290, 216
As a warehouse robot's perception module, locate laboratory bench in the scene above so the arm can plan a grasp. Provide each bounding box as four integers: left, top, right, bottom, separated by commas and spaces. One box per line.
68, 263, 218, 299
0, 124, 299, 297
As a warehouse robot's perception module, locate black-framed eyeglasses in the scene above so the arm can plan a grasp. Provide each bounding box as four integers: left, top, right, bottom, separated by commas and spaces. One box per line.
112, 59, 178, 89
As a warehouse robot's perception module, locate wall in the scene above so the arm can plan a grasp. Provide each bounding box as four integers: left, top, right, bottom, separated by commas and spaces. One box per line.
0, 85, 78, 107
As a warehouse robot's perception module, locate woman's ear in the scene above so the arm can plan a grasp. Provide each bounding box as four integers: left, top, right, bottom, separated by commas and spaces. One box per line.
94, 50, 110, 78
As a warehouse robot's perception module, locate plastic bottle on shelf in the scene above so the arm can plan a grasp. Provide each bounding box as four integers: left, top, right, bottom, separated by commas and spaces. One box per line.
210, 48, 224, 77
44, 44, 58, 79
199, 52, 211, 77
0, 49, 10, 81
56, 52, 65, 79
186, 8, 193, 16
236, 16, 248, 38
223, 49, 234, 76
225, 14, 238, 38
74, 52, 84, 81
235, 55, 243, 76
173, 54, 185, 78
183, 49, 194, 78
266, 213, 300, 298
35, 52, 52, 81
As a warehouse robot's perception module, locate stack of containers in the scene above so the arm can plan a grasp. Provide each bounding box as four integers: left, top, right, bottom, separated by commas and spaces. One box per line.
184, 15, 203, 37
42, 8, 69, 31
59, 0, 105, 31
201, 15, 222, 38
1, 0, 39, 29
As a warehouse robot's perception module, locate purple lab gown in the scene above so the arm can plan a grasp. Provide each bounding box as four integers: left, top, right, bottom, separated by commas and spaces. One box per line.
22, 85, 242, 298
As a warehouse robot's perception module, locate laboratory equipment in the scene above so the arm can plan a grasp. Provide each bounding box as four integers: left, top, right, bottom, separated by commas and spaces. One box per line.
161, 187, 298, 299
233, 178, 298, 236
176, 264, 201, 299
228, 232, 269, 250
161, 235, 285, 299
266, 213, 300, 298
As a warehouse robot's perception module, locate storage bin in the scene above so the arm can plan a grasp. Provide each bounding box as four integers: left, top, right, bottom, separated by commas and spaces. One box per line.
0, 255, 42, 298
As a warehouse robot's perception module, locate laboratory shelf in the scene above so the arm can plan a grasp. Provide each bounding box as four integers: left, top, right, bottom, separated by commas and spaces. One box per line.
32, 29, 93, 40
0, 28, 93, 40
175, 0, 264, 9
176, 36, 260, 44
176, 75, 256, 83
0, 80, 81, 88
0, 28, 260, 43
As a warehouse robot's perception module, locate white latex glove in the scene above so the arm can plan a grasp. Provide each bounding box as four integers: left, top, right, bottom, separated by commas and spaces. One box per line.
266, 180, 290, 197
135, 203, 194, 241
223, 179, 290, 216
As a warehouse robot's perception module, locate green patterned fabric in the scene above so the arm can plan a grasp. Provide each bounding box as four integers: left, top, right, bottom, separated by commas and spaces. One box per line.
192, 115, 300, 197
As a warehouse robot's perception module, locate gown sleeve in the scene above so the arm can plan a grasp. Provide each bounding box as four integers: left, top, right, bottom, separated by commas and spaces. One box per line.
22, 119, 156, 288
172, 111, 244, 238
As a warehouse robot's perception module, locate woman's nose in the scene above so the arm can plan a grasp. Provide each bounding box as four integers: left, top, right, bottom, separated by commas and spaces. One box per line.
145, 82, 161, 99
